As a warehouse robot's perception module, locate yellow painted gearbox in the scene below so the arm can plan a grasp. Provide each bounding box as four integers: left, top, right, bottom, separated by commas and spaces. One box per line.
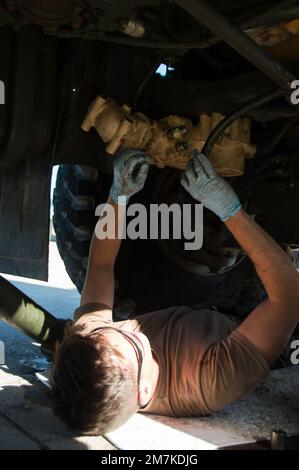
81, 96, 256, 176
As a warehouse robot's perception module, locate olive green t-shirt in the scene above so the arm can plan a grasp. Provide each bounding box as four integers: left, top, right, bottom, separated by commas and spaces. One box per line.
74, 304, 270, 417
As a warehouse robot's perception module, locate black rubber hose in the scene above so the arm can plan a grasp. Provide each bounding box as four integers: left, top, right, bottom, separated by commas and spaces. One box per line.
202, 88, 283, 157
175, 0, 295, 92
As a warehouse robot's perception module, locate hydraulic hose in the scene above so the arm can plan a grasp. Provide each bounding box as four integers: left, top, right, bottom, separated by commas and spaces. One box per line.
202, 88, 283, 157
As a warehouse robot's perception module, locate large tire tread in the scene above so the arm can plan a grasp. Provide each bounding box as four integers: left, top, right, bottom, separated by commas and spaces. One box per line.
53, 165, 109, 291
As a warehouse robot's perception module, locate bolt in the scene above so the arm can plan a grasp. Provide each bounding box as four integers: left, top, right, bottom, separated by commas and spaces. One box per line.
175, 141, 188, 152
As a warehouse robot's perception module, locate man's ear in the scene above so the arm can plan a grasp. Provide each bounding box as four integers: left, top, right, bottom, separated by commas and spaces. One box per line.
138, 380, 153, 407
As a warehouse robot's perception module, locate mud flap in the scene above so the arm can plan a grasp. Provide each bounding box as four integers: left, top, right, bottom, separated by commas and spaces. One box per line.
0, 155, 52, 280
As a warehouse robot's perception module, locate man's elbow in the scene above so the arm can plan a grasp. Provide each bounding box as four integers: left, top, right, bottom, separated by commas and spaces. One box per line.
271, 288, 299, 324
271, 276, 299, 308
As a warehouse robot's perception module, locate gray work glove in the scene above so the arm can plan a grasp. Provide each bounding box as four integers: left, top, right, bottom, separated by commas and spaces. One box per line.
181, 150, 241, 222
109, 148, 150, 205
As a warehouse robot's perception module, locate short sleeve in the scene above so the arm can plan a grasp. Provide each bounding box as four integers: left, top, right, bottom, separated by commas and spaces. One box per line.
199, 330, 270, 414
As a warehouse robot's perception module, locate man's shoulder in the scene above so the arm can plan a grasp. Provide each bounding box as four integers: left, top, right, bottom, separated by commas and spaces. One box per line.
73, 302, 113, 335
130, 305, 192, 322
129, 305, 222, 324
127, 305, 216, 335
74, 302, 112, 321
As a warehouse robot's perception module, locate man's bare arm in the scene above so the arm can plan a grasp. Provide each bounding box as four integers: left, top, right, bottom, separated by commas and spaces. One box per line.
226, 209, 299, 364
80, 149, 150, 316
182, 151, 299, 365
80, 197, 123, 310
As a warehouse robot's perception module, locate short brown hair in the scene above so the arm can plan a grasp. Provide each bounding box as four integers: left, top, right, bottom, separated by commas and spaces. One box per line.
50, 323, 137, 435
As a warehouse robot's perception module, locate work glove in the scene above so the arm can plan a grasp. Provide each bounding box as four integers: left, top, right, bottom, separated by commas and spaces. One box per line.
181, 150, 241, 222
109, 148, 150, 204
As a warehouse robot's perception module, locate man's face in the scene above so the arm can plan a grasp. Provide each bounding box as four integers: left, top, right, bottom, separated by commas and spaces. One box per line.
101, 328, 156, 406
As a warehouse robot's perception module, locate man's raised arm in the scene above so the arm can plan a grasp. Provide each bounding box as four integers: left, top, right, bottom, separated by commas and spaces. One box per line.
80, 149, 150, 312
225, 209, 299, 365
182, 150, 299, 365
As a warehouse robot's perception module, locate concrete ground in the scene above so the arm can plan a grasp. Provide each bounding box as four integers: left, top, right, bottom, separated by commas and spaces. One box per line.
1, 242, 299, 450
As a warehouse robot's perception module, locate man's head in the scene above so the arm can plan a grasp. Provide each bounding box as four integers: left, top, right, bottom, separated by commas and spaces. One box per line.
50, 322, 157, 435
